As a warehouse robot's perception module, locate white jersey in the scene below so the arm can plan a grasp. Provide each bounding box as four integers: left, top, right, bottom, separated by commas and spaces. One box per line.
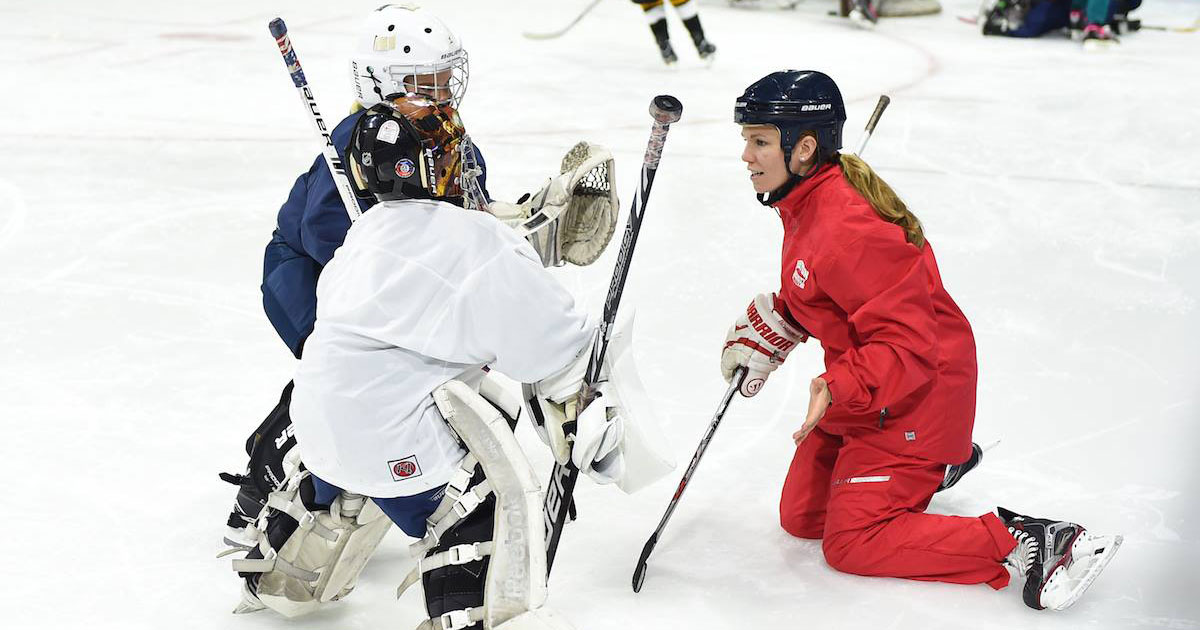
291, 199, 591, 498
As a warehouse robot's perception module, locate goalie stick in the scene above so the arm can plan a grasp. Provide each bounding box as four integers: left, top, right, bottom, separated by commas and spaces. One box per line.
543, 94, 684, 576
523, 0, 603, 40
632, 96, 892, 592
268, 18, 362, 222
631, 367, 745, 593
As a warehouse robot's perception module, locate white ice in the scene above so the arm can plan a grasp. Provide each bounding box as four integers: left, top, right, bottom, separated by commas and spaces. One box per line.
1, 0, 1197, 628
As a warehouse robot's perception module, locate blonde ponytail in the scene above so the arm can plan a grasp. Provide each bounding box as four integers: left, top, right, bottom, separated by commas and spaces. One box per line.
838, 153, 925, 249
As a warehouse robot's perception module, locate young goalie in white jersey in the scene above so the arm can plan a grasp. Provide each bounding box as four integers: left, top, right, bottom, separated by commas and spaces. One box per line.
230, 95, 656, 630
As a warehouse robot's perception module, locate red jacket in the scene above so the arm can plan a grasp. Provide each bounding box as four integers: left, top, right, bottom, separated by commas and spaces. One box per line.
775, 164, 977, 465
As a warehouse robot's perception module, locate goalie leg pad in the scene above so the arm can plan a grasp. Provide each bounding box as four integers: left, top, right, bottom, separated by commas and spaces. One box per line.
398, 380, 548, 630
231, 472, 391, 618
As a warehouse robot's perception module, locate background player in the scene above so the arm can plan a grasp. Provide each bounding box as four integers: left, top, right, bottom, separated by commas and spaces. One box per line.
631, 0, 716, 65
723, 69, 1122, 611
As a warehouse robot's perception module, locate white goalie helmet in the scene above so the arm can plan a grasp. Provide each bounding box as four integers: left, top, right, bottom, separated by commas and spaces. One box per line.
349, 3, 469, 109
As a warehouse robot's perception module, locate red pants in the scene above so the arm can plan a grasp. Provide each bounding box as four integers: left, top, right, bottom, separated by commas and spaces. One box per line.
780, 428, 1017, 589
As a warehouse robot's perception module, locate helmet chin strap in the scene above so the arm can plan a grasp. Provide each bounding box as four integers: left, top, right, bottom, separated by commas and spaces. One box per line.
757, 147, 834, 207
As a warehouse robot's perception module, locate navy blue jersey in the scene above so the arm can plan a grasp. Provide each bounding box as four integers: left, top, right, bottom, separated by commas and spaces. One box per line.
262, 109, 489, 357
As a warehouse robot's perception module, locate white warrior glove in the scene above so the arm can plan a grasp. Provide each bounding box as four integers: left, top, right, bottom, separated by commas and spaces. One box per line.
489, 141, 618, 267
720, 292, 808, 398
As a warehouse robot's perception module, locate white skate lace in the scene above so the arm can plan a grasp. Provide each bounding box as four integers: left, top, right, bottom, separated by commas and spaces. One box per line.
1006, 527, 1038, 575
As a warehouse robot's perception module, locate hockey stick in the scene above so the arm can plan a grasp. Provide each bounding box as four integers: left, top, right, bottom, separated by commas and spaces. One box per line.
852, 94, 891, 157
632, 366, 745, 593
268, 18, 362, 222
523, 0, 603, 40
543, 94, 684, 576
1141, 18, 1200, 33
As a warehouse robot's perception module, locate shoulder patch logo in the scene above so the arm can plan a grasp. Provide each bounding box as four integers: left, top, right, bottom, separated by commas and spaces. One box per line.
388, 455, 423, 481
792, 260, 810, 289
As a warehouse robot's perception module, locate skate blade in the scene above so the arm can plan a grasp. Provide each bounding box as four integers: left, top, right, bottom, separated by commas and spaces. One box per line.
233, 585, 267, 614
1047, 533, 1124, 611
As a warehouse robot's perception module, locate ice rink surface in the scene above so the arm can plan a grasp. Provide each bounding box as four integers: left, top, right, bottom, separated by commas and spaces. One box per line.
2, 0, 1198, 628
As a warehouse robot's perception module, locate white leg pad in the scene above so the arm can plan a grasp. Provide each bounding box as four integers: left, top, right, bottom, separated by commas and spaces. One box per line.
234, 478, 391, 618
432, 380, 548, 629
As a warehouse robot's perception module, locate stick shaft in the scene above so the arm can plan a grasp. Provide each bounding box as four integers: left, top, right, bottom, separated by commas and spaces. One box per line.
631, 368, 745, 592
544, 95, 684, 575
523, 0, 604, 40
852, 94, 891, 157
269, 18, 362, 222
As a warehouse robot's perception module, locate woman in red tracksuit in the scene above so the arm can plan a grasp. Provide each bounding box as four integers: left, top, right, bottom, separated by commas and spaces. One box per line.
720, 70, 1121, 611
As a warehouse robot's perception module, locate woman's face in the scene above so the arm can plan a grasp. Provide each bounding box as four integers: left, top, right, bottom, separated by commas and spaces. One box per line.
740, 125, 789, 194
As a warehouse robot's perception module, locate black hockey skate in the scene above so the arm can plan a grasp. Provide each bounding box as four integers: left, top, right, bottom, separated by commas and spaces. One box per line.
681, 15, 716, 61
937, 441, 983, 492
999, 507, 1122, 611
980, 0, 1030, 36
657, 39, 678, 65
849, 0, 879, 27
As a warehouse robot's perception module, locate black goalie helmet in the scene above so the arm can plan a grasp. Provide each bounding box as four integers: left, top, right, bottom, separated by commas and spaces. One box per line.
346, 94, 468, 203
734, 70, 847, 165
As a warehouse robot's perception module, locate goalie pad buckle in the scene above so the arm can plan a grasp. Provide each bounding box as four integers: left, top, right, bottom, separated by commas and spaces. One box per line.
230, 471, 391, 618
397, 380, 576, 630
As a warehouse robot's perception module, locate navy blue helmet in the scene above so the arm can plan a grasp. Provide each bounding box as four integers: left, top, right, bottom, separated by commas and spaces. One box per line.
734, 70, 847, 165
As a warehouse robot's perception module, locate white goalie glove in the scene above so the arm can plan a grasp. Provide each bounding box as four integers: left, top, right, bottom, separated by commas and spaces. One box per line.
525, 315, 674, 492
489, 141, 619, 267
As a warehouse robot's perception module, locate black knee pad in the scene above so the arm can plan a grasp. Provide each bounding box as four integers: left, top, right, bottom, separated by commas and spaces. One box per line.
422, 494, 496, 627
238, 475, 329, 586
221, 382, 298, 528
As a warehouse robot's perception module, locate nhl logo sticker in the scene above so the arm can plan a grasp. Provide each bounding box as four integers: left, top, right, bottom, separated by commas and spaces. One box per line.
388, 455, 423, 481
395, 158, 416, 178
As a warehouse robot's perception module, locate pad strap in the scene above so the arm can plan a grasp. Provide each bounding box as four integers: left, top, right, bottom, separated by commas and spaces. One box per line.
266, 492, 339, 542
416, 607, 487, 630
410, 480, 493, 556
396, 541, 495, 597
233, 549, 321, 583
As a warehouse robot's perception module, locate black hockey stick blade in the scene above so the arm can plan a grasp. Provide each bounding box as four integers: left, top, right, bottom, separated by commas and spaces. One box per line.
632, 533, 658, 593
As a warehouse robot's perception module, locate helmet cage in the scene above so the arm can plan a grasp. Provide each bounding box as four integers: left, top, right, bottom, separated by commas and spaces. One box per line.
354, 49, 469, 108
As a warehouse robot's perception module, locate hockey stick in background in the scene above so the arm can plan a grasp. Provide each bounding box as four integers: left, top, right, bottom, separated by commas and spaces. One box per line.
268, 18, 362, 222
523, 0, 603, 40
852, 94, 891, 157
631, 366, 746, 593
542, 94, 684, 576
